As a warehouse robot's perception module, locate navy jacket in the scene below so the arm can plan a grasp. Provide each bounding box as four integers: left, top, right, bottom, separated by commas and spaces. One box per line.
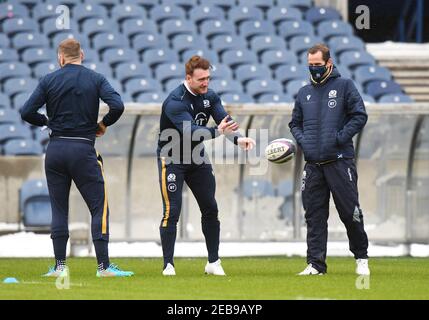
20, 64, 124, 139
157, 83, 239, 161
289, 66, 368, 162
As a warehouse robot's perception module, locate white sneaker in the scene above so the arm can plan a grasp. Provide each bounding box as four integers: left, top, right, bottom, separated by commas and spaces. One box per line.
356, 258, 370, 276
204, 259, 226, 276
298, 264, 323, 275
162, 263, 176, 276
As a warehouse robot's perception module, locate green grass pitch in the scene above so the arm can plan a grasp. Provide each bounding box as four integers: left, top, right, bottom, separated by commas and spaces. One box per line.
0, 257, 428, 300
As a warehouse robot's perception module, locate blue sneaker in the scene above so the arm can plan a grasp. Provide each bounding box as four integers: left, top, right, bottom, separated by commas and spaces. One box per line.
43, 265, 68, 278
96, 263, 134, 277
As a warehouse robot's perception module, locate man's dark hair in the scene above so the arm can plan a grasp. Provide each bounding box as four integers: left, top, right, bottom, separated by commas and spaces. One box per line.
308, 43, 331, 62
185, 55, 212, 76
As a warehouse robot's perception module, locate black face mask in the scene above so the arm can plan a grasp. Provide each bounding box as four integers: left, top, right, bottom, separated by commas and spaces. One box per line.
309, 65, 328, 82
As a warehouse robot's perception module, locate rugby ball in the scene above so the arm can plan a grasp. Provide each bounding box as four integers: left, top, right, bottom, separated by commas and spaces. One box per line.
265, 138, 296, 164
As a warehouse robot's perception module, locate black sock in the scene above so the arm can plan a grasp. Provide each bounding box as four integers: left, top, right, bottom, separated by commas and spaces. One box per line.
53, 235, 69, 263
93, 239, 110, 270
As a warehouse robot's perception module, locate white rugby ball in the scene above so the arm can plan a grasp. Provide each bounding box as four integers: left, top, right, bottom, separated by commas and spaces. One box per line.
265, 138, 296, 164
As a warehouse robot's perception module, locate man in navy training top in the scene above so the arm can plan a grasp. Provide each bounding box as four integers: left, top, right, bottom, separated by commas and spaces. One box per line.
21, 39, 133, 277
289, 43, 370, 276
157, 55, 256, 276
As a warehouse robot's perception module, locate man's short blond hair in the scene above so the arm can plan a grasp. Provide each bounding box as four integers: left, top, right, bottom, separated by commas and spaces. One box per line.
58, 38, 81, 61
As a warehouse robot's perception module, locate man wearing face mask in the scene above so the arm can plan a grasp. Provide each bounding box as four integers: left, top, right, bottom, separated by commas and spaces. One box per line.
289, 44, 370, 276
20, 39, 133, 277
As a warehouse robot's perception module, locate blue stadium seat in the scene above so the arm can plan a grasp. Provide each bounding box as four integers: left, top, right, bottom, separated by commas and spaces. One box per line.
105, 77, 124, 95
52, 32, 90, 51
124, 78, 163, 98
211, 34, 248, 56
353, 80, 365, 96
299, 50, 309, 64
19, 179, 51, 228
305, 6, 342, 25
328, 35, 365, 56
22, 47, 57, 67
142, 48, 178, 69
81, 48, 99, 63
32, 2, 60, 23
235, 64, 272, 85
276, 179, 294, 222
181, 48, 219, 64
172, 35, 208, 55
84, 61, 113, 78
317, 20, 354, 40
161, 0, 198, 11
13, 92, 31, 110
228, 6, 264, 26
189, 5, 226, 25
365, 80, 404, 100
150, 4, 187, 24
200, 0, 234, 11
111, 3, 147, 24
161, 19, 195, 40
242, 178, 275, 199
246, 79, 284, 100
164, 78, 183, 93
237, 0, 275, 11
0, 48, 19, 63
0, 109, 21, 124
0, 123, 33, 143
260, 49, 298, 70
0, 93, 11, 109
0, 62, 32, 83
220, 92, 253, 104
267, 6, 302, 25
12, 32, 49, 53
135, 92, 168, 104
41, 17, 78, 39
115, 62, 152, 84
286, 79, 310, 97
0, 3, 29, 23
210, 64, 233, 81
339, 51, 376, 70
75, 0, 114, 6
335, 64, 352, 79
274, 64, 308, 84
239, 20, 276, 41
257, 93, 294, 103
3, 77, 38, 98
121, 18, 158, 40
378, 94, 413, 103
277, 0, 312, 11
0, 34, 10, 48
92, 32, 129, 55
354, 65, 392, 86
155, 62, 184, 84
221, 49, 258, 70
102, 48, 140, 67
2, 17, 38, 37
82, 18, 116, 39
200, 20, 236, 40
3, 139, 43, 156
210, 79, 243, 96
72, 3, 108, 24
288, 35, 323, 55
132, 33, 166, 55
250, 35, 286, 56
278, 20, 314, 40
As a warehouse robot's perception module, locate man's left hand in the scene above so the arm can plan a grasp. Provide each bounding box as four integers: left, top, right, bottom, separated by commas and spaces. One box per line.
237, 137, 256, 151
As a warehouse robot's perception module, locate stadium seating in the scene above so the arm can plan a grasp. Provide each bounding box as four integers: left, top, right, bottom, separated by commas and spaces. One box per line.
3, 139, 43, 155
242, 179, 275, 199
0, 0, 412, 156
19, 179, 52, 228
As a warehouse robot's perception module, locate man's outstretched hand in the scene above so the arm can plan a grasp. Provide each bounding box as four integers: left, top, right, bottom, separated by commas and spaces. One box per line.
237, 137, 256, 151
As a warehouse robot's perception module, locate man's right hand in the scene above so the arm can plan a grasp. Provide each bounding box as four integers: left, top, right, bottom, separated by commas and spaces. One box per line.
218, 115, 239, 135
96, 121, 107, 137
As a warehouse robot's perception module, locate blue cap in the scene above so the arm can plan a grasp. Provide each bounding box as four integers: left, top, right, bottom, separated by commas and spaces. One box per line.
3, 277, 19, 283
